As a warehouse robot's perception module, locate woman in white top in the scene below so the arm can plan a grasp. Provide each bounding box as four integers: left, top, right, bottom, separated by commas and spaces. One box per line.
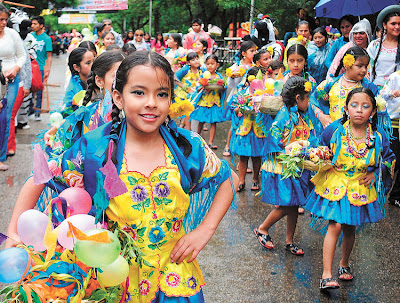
128, 29, 150, 52
0, 4, 27, 171
368, 5, 400, 87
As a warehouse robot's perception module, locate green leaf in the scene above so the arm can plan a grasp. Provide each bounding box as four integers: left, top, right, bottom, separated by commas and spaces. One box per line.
148, 270, 154, 278
137, 226, 147, 237
88, 289, 108, 301
159, 171, 169, 181
156, 218, 166, 226
132, 203, 143, 211
128, 176, 137, 185
66, 160, 75, 171
143, 259, 155, 268
166, 221, 172, 231
148, 243, 158, 250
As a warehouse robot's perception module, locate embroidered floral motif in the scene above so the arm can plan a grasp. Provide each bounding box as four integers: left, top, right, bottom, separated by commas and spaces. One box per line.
186, 276, 197, 289
131, 185, 148, 202
333, 188, 340, 196
139, 279, 151, 296
359, 194, 367, 202
165, 272, 181, 288
323, 188, 330, 195
48, 160, 62, 178
172, 219, 183, 233
351, 192, 359, 200
154, 181, 170, 197
149, 226, 165, 243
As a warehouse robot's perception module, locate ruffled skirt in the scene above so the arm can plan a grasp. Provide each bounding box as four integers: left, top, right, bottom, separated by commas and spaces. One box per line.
230, 129, 266, 157
190, 105, 225, 123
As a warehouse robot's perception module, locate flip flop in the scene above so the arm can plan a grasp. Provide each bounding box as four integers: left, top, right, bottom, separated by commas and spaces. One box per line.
253, 228, 274, 249
0, 164, 9, 171
319, 277, 340, 290
285, 243, 304, 256
222, 148, 231, 157
338, 265, 353, 281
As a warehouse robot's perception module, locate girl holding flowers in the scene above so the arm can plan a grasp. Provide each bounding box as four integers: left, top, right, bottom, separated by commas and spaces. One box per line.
191, 54, 226, 149
305, 88, 395, 289
254, 47, 273, 76
254, 76, 319, 255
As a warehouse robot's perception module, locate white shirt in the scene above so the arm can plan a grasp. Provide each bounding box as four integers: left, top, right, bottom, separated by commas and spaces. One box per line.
380, 70, 400, 119
0, 27, 27, 73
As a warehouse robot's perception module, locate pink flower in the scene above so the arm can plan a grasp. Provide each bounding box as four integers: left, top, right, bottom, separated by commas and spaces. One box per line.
351, 192, 359, 200
152, 213, 158, 219
165, 272, 181, 288
295, 129, 302, 137
48, 160, 62, 177
333, 188, 340, 196
63, 170, 84, 188
172, 220, 183, 233
139, 279, 151, 296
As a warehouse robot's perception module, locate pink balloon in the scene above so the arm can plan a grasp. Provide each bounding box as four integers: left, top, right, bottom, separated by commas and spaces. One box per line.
17, 209, 49, 252
250, 79, 264, 94
57, 214, 101, 250
58, 187, 92, 215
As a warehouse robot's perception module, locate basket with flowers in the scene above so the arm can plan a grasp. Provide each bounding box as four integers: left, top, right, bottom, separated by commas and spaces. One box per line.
226, 65, 246, 78
200, 71, 225, 91
276, 141, 333, 179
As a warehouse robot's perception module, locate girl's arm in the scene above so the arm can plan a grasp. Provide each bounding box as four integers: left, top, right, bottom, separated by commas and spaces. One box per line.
5, 177, 45, 248
310, 80, 332, 128
170, 170, 238, 264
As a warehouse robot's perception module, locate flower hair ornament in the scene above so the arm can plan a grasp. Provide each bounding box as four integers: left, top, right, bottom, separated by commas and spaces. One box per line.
267, 66, 273, 74
267, 46, 274, 56
343, 54, 355, 68
304, 81, 312, 93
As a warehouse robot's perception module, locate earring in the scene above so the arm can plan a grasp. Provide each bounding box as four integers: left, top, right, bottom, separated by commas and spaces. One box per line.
119, 109, 125, 120
369, 116, 373, 123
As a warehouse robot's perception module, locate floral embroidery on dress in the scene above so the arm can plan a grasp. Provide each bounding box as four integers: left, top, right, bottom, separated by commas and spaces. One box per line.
165, 272, 181, 288
139, 279, 151, 296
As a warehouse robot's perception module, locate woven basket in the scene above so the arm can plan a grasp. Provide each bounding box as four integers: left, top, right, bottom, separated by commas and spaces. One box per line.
302, 160, 332, 172
258, 96, 284, 115
204, 83, 224, 91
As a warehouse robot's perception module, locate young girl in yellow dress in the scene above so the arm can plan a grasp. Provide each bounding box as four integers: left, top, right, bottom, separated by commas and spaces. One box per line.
305, 88, 395, 290
5, 51, 238, 302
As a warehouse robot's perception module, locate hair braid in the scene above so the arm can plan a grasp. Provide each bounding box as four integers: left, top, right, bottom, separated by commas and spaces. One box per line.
372, 31, 385, 80
109, 103, 122, 164
82, 71, 95, 106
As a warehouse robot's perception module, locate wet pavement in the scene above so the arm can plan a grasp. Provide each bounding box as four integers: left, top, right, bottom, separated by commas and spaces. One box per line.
1, 53, 400, 302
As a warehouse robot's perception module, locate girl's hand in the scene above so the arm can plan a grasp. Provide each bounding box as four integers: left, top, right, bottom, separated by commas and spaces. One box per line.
4, 232, 22, 249
0, 102, 3, 112
4, 66, 20, 81
358, 172, 375, 187
300, 37, 308, 46
392, 90, 400, 98
44, 126, 58, 147
170, 225, 214, 264
319, 113, 332, 129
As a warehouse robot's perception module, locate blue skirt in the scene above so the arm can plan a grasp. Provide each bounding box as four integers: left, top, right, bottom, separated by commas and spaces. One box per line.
304, 191, 384, 226
190, 105, 225, 123
230, 128, 266, 157
261, 169, 312, 206
152, 289, 204, 303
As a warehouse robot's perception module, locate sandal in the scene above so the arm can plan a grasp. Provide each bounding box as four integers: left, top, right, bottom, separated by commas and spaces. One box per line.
208, 144, 218, 150
222, 148, 231, 157
319, 277, 340, 290
338, 265, 353, 281
246, 168, 252, 173
285, 243, 304, 256
237, 183, 245, 192
251, 182, 260, 191
298, 207, 305, 214
0, 163, 9, 171
253, 228, 274, 249
7, 151, 15, 157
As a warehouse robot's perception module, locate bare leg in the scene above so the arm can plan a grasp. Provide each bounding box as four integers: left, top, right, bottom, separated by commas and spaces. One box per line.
224, 129, 232, 150
252, 156, 261, 183
197, 122, 204, 135
209, 123, 216, 145
238, 156, 249, 186
339, 224, 356, 279
322, 221, 342, 284
257, 206, 291, 247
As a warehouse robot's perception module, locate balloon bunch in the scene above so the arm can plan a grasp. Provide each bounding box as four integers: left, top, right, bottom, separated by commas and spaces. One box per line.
0, 187, 137, 302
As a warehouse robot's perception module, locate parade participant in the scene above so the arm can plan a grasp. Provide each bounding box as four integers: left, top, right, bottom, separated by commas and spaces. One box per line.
183, 18, 214, 53
129, 29, 150, 52
31, 15, 52, 121
368, 5, 400, 88
305, 88, 395, 289
62, 47, 95, 115
224, 40, 257, 157
98, 31, 115, 54
0, 4, 27, 171
231, 67, 268, 191
193, 38, 208, 66
254, 76, 318, 255
266, 60, 285, 79
123, 30, 134, 43
150, 32, 166, 55
325, 15, 356, 69
164, 33, 186, 72
122, 42, 136, 55
254, 48, 273, 76
326, 19, 372, 80
283, 21, 311, 70
380, 69, 400, 207
311, 46, 377, 129
102, 18, 123, 47
308, 27, 331, 84
191, 54, 225, 149
5, 51, 238, 302
78, 40, 97, 58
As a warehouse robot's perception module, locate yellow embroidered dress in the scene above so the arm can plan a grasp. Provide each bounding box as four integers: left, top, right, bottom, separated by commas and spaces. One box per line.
305, 120, 396, 226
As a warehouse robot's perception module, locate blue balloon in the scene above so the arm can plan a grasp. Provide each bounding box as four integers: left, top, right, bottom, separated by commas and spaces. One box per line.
0, 247, 31, 283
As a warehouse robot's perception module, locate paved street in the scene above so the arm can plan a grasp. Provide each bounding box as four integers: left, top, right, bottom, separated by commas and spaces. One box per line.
1, 53, 400, 302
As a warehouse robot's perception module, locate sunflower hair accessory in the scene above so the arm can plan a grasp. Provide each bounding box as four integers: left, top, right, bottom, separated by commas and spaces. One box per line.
267, 46, 274, 56
304, 81, 312, 92
343, 54, 355, 68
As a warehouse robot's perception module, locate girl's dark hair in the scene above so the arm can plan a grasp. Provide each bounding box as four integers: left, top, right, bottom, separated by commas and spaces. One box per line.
79, 41, 97, 56
246, 66, 260, 83
296, 20, 309, 30
0, 4, 9, 14
205, 54, 219, 64
239, 40, 256, 59
335, 46, 369, 77
68, 47, 92, 89
94, 23, 106, 35
19, 19, 32, 40
187, 51, 199, 62
192, 18, 203, 25
170, 33, 182, 47
281, 76, 308, 108
269, 60, 285, 71
122, 43, 136, 55
312, 27, 328, 42
286, 44, 308, 73
339, 15, 356, 28
341, 87, 378, 144
101, 31, 115, 40
156, 32, 165, 45
198, 38, 208, 54
82, 51, 126, 106
110, 51, 192, 163
254, 48, 271, 64
372, 12, 400, 80
106, 44, 121, 51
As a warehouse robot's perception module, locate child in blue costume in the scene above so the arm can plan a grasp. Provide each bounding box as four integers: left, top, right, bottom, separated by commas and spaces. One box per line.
62, 47, 95, 117
5, 52, 238, 302
253, 76, 319, 256
231, 67, 270, 191
310, 46, 392, 139
304, 88, 395, 290
191, 54, 226, 149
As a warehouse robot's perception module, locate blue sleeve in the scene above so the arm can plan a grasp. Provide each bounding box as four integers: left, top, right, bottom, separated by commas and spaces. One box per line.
324, 38, 343, 69
175, 65, 189, 81
320, 120, 340, 146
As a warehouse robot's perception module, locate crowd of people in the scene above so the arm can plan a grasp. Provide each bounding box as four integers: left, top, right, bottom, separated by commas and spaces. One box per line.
1, 2, 400, 301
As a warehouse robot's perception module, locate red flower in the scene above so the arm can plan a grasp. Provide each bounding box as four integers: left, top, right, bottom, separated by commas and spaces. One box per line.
217, 79, 224, 86
295, 129, 302, 137
139, 279, 151, 295
172, 220, 183, 233
165, 272, 181, 288
199, 78, 209, 86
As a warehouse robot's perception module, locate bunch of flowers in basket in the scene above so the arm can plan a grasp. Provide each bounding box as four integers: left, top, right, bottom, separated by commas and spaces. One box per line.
199, 71, 225, 90
226, 65, 246, 78
236, 93, 256, 116
168, 96, 194, 119
173, 55, 187, 67
277, 141, 333, 179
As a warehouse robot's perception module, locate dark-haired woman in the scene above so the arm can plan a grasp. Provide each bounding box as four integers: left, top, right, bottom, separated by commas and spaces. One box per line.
164, 33, 186, 72
305, 87, 395, 290
367, 5, 400, 88
308, 27, 331, 84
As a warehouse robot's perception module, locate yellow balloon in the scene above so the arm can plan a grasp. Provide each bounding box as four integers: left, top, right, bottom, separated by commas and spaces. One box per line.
203, 71, 211, 79
264, 78, 275, 89
98, 255, 130, 286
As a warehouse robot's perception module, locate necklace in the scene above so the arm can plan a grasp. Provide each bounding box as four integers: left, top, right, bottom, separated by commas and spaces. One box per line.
345, 123, 371, 159
343, 75, 358, 83
349, 123, 366, 140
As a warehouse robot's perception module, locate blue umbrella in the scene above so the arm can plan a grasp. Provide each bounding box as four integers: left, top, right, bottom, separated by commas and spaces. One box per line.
315, 0, 399, 19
